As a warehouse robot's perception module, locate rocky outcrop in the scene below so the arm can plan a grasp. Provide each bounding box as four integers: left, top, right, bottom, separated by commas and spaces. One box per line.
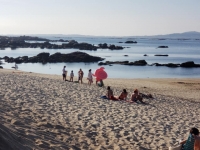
151, 63, 179, 67
0, 66, 3, 69
98, 43, 123, 50
0, 36, 123, 51
125, 41, 137, 44
155, 54, 168, 56
99, 61, 200, 68
144, 54, 148, 56
98, 60, 147, 66
180, 61, 200, 67
4, 51, 104, 63
158, 46, 168, 48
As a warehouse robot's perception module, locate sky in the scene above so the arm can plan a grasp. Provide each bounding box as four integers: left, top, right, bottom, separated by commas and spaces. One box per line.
0, 0, 200, 36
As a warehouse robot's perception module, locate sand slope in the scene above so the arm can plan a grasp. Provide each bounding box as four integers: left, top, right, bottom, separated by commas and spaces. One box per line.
0, 69, 200, 150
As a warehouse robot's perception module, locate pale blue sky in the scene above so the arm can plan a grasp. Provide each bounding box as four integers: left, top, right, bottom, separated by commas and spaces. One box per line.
0, 0, 200, 36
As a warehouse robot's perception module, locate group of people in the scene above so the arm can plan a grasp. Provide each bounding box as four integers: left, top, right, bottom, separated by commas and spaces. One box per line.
62, 66, 100, 86
102, 86, 150, 104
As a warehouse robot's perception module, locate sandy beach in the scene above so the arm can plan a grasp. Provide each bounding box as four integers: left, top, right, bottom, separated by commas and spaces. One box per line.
0, 69, 200, 150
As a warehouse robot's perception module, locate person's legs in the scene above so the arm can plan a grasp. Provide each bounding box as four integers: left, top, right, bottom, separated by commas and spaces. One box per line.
110, 96, 119, 101
89, 79, 92, 85
64, 74, 66, 81
80, 77, 83, 84
137, 96, 146, 104
62, 74, 65, 81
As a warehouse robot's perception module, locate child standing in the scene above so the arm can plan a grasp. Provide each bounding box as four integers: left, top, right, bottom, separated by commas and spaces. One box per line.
70, 70, 74, 82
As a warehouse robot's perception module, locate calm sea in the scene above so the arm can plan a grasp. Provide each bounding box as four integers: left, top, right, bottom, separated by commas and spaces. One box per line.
1, 36, 200, 78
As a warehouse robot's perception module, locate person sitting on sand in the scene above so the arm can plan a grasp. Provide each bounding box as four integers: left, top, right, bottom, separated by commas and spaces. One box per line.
140, 93, 153, 99
128, 89, 146, 104
106, 86, 118, 100
118, 89, 128, 100
180, 127, 200, 150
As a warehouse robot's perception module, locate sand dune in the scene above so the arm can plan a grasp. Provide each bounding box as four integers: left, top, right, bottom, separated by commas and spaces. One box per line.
0, 69, 200, 150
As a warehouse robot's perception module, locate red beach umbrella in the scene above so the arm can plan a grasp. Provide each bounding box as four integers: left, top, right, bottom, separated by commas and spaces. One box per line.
93, 67, 107, 81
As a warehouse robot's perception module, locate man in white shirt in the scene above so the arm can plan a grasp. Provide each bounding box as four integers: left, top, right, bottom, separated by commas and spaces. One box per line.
62, 66, 67, 81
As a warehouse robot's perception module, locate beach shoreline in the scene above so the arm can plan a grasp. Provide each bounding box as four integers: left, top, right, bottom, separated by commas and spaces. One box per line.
1, 68, 200, 149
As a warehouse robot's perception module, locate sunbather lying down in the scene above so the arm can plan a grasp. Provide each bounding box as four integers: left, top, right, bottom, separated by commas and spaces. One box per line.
139, 93, 153, 99
127, 89, 146, 104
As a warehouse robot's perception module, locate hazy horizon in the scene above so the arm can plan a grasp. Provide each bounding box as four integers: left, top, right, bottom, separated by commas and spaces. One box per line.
1, 0, 200, 36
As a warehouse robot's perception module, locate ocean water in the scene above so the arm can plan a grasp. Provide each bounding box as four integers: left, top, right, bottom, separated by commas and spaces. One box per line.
1, 37, 200, 78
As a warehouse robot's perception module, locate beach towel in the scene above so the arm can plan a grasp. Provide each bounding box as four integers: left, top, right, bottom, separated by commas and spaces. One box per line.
101, 96, 108, 99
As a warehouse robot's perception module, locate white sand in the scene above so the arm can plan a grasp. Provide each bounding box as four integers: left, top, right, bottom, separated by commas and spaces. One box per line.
0, 69, 200, 150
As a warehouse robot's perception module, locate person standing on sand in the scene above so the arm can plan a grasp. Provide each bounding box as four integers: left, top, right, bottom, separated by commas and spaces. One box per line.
62, 66, 67, 81
78, 69, 84, 84
87, 69, 93, 85
70, 70, 74, 82
15, 63, 18, 70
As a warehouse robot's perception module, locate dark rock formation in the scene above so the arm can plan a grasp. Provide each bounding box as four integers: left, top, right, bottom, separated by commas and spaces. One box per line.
144, 54, 148, 56
124, 55, 128, 57
125, 41, 137, 44
98, 60, 147, 66
99, 61, 200, 68
4, 51, 104, 64
118, 42, 123, 43
155, 54, 168, 56
127, 60, 147, 66
151, 62, 200, 68
158, 46, 168, 48
0, 66, 3, 69
98, 43, 123, 50
57, 39, 68, 42
0, 36, 123, 51
165, 63, 179, 67
151, 63, 179, 67
180, 61, 200, 67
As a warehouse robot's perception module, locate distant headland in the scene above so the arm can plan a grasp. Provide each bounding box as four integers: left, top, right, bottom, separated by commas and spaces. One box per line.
0, 36, 123, 51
